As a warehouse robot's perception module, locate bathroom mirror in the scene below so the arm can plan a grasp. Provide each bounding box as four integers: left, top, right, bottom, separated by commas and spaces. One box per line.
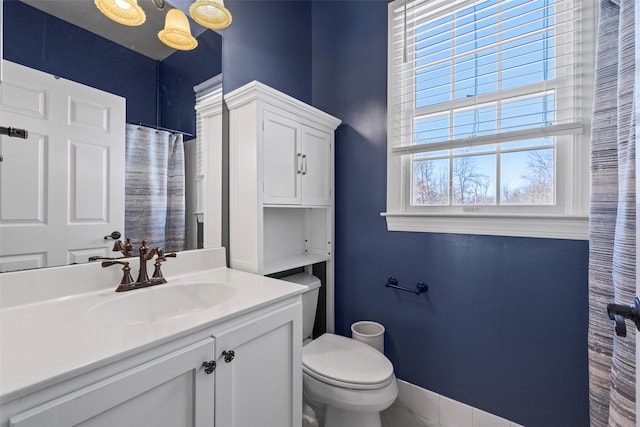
0, 0, 223, 272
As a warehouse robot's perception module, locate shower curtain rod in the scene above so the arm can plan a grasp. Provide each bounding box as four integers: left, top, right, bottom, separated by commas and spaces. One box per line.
127, 122, 193, 138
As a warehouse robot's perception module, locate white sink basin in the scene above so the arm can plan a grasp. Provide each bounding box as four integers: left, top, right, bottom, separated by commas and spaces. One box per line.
88, 283, 237, 325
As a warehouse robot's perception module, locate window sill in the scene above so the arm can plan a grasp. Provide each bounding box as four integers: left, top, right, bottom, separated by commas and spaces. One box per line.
381, 212, 588, 240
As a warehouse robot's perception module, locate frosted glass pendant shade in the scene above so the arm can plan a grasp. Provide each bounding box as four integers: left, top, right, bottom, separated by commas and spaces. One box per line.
158, 9, 198, 51
94, 0, 146, 26
189, 0, 232, 30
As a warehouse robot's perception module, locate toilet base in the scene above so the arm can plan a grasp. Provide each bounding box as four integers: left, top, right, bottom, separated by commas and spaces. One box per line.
324, 406, 381, 427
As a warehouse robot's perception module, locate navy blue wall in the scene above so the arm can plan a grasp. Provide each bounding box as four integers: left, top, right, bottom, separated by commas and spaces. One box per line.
160, 30, 223, 136
4, 0, 222, 135
219, 0, 312, 103
3, 0, 158, 125
311, 2, 589, 426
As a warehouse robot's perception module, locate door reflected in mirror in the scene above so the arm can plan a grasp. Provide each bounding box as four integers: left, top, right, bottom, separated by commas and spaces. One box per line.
0, 0, 223, 272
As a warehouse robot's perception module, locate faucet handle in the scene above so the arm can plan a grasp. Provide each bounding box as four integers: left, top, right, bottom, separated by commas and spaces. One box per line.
88, 255, 115, 262
111, 240, 123, 252
101, 261, 134, 290
159, 251, 177, 262
123, 238, 133, 257
151, 250, 176, 283
112, 238, 134, 257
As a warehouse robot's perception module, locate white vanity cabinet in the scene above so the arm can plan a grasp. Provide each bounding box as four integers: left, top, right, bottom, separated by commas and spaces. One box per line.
226, 81, 341, 280
8, 339, 216, 427
214, 299, 302, 427
0, 298, 302, 427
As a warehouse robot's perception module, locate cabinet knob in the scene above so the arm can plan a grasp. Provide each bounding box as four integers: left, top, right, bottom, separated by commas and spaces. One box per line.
202, 360, 216, 374
222, 350, 235, 363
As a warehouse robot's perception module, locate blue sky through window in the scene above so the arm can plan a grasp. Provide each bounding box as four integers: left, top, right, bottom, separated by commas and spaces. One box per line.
412, 0, 555, 206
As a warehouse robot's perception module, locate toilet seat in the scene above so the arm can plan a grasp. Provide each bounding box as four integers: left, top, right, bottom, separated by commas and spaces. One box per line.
302, 333, 395, 390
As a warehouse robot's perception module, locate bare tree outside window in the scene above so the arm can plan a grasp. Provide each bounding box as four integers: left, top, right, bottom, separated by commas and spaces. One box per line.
453, 156, 493, 205
502, 148, 554, 204
413, 159, 448, 205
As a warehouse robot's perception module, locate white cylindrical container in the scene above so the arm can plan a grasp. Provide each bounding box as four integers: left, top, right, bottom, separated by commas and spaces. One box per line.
351, 321, 385, 353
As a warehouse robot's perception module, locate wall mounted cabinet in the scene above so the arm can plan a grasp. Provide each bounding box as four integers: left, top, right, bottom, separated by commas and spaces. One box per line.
226, 81, 340, 332
263, 110, 331, 206
226, 81, 341, 275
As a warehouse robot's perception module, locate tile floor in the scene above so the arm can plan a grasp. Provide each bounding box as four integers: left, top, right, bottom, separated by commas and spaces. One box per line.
382, 404, 439, 427
306, 381, 522, 427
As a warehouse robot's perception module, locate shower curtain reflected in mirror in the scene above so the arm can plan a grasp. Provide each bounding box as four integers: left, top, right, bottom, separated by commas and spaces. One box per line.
125, 125, 186, 253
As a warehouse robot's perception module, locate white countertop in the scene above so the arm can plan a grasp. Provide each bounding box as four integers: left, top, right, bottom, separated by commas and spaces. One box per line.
0, 251, 305, 403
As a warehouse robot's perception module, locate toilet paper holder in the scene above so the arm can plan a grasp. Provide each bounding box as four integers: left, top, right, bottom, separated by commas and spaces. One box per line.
385, 277, 428, 295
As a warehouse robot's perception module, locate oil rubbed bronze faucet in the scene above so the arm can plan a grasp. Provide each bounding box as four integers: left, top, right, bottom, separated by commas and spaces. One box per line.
102, 240, 176, 292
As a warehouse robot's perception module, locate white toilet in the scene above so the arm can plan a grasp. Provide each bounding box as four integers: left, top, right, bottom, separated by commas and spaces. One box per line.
282, 273, 398, 427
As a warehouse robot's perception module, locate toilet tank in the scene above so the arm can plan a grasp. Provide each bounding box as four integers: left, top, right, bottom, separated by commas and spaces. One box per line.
281, 273, 321, 342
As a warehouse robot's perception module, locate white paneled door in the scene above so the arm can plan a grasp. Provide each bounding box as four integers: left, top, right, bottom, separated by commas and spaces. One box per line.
0, 60, 125, 272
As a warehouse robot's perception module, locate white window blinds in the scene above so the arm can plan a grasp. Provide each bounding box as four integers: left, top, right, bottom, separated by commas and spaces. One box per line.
388, 0, 585, 156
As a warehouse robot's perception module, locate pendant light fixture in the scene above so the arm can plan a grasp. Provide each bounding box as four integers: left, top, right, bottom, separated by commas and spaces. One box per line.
94, 0, 232, 52
158, 9, 198, 51
94, 0, 146, 26
189, 0, 232, 30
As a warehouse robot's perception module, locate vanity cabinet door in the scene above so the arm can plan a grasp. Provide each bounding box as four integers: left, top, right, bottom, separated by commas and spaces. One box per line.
214, 303, 302, 427
9, 338, 215, 427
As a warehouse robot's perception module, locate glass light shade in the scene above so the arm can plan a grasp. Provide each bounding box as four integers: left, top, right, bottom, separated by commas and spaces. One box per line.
94, 0, 146, 26
189, 0, 232, 30
158, 9, 198, 51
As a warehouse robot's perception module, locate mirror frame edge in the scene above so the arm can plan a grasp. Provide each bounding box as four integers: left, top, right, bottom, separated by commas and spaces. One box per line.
199, 87, 223, 250
1, 0, 4, 83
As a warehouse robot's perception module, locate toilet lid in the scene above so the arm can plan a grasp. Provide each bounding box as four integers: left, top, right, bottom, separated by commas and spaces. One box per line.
302, 333, 394, 387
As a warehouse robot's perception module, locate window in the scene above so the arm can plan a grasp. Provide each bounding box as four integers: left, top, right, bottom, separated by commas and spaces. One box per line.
385, 0, 593, 239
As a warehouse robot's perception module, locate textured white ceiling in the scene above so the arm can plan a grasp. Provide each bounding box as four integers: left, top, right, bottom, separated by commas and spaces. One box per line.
20, 0, 208, 60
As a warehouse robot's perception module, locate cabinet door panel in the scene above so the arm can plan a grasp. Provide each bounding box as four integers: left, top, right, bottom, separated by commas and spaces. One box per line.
76, 371, 195, 427
263, 110, 301, 204
300, 126, 331, 206
9, 339, 215, 427
215, 304, 302, 427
